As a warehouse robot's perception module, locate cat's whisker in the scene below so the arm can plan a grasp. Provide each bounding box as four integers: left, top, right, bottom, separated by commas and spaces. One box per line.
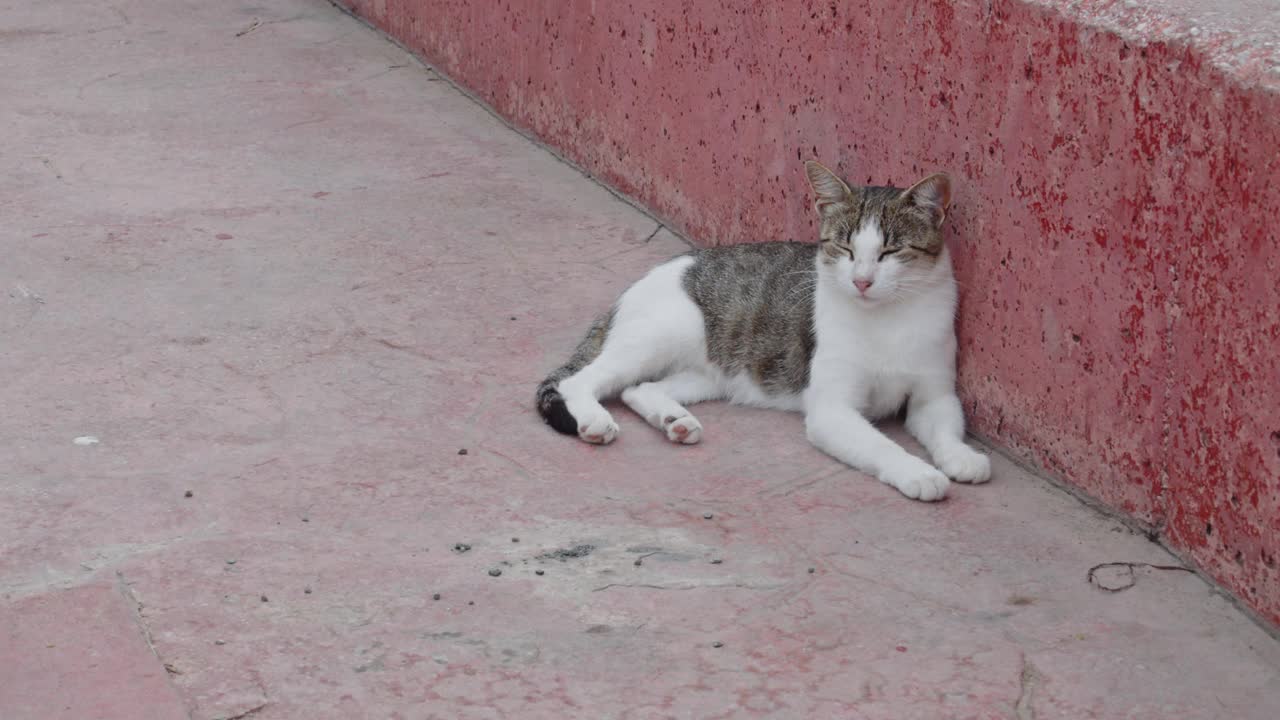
884, 283, 935, 298
779, 277, 818, 295
782, 294, 817, 316
778, 269, 818, 279
773, 293, 814, 315
781, 295, 816, 316
779, 280, 818, 312
780, 278, 817, 295
773, 279, 814, 295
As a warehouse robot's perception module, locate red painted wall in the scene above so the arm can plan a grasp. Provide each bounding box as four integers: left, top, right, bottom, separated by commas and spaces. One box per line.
339, 0, 1280, 625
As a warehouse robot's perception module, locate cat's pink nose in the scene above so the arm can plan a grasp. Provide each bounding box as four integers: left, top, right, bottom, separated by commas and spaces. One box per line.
854, 278, 874, 294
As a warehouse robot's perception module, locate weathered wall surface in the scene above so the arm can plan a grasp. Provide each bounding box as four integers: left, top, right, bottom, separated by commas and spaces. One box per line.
337, 0, 1280, 625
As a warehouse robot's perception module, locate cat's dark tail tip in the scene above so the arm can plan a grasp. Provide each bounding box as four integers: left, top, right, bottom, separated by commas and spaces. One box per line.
537, 387, 578, 436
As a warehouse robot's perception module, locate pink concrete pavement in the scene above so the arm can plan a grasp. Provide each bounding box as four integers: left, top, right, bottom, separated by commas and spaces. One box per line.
338, 0, 1280, 627
2, 1, 1279, 718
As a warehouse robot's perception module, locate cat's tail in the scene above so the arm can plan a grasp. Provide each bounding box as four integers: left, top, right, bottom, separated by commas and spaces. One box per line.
536, 310, 615, 435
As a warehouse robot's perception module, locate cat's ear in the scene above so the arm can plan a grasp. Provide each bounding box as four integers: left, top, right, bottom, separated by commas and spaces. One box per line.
900, 173, 952, 228
804, 161, 856, 217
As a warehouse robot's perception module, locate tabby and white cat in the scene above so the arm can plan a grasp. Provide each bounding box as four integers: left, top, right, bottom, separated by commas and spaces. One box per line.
536, 162, 990, 501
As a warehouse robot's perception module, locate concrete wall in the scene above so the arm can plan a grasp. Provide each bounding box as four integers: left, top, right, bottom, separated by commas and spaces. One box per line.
337, 0, 1280, 626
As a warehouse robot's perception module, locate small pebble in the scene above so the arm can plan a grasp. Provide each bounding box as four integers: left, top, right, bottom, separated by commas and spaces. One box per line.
468, 601, 475, 606
302, 517, 310, 523
214, 640, 226, 646
711, 641, 724, 648
535, 569, 545, 576
510, 316, 517, 321
260, 595, 269, 603
488, 568, 502, 577
511, 537, 519, 543
634, 559, 643, 567
453, 543, 471, 553
807, 567, 816, 574
226, 559, 236, 565
183, 490, 193, 498
457, 448, 468, 455
432, 593, 441, 601
710, 559, 723, 565
702, 512, 713, 520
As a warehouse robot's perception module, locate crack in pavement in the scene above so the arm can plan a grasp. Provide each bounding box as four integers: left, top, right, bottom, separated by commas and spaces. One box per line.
592, 581, 787, 593
1015, 655, 1041, 720
219, 702, 268, 720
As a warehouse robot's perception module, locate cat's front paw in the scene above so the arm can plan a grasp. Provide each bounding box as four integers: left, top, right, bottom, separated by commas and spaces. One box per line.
937, 445, 991, 484
882, 460, 950, 502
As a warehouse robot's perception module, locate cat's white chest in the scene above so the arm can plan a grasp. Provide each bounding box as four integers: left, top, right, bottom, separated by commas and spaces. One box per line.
809, 286, 956, 419
859, 368, 914, 418
816, 326, 918, 418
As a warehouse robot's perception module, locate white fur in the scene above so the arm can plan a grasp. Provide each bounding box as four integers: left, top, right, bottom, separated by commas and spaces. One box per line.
558, 256, 704, 444
804, 228, 989, 501
553, 222, 990, 501
849, 218, 883, 293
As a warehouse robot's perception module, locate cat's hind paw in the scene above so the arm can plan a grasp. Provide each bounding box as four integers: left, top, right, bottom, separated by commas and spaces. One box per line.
663, 414, 702, 445
577, 411, 620, 445
937, 446, 991, 484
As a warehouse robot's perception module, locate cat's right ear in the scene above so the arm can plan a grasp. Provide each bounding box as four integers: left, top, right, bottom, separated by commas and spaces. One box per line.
804, 161, 856, 218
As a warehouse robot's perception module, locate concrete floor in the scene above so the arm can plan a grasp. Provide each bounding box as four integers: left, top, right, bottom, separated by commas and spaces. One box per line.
2, 2, 1278, 718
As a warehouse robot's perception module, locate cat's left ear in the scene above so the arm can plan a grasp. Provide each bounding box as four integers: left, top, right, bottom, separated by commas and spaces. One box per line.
901, 173, 952, 228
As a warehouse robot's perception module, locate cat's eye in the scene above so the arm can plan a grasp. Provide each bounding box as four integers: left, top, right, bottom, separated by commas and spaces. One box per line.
825, 243, 854, 259
878, 248, 901, 261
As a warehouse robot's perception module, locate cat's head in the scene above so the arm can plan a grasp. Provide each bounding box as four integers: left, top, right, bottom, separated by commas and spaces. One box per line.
804, 161, 952, 305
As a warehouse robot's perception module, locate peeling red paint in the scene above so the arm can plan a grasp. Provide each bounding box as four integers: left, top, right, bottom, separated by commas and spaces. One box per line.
339, 0, 1280, 626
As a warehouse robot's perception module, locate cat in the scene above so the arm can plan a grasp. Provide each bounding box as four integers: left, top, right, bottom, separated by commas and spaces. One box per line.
535, 161, 990, 501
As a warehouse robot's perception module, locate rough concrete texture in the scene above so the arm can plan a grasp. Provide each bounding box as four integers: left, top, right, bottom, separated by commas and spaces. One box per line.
1, 583, 188, 720
3, 1, 1280, 718
338, 0, 1280, 626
